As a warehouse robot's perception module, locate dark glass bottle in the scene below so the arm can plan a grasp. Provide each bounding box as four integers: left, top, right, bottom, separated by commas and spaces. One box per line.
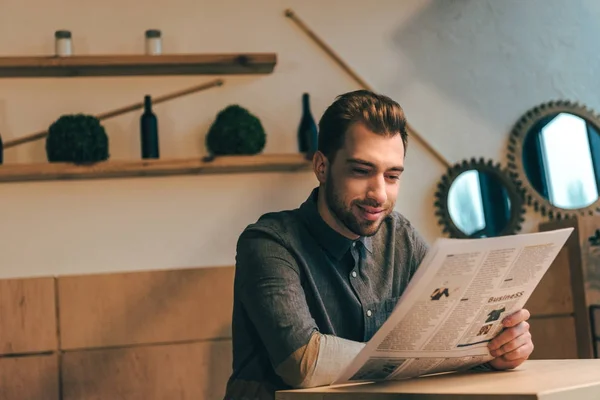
140, 95, 159, 159
297, 93, 318, 157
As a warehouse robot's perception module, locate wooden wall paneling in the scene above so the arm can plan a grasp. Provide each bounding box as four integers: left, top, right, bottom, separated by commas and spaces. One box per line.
539, 217, 595, 358
61, 340, 232, 400
528, 315, 579, 359
0, 277, 57, 355
565, 217, 592, 356
525, 242, 574, 316
57, 266, 235, 350
591, 305, 600, 358
0, 354, 59, 400
577, 215, 600, 306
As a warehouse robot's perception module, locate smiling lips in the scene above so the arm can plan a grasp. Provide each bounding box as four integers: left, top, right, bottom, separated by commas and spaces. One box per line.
357, 204, 386, 221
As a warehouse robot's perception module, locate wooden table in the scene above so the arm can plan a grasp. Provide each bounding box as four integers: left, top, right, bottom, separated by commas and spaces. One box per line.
276, 359, 600, 399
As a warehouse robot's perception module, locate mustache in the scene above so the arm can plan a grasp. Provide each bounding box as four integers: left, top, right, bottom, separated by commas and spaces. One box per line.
355, 199, 389, 209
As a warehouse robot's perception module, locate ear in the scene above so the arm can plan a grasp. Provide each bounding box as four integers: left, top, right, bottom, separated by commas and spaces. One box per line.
312, 151, 328, 184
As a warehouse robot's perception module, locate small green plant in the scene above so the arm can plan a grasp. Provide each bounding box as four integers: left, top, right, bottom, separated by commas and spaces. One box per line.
46, 114, 109, 164
205, 105, 266, 155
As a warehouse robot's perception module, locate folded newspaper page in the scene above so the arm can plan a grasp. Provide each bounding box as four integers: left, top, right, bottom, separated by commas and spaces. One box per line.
333, 227, 574, 384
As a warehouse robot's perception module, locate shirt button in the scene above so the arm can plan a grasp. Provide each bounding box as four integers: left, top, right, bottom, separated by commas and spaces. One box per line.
366, 310, 372, 317
351, 271, 357, 278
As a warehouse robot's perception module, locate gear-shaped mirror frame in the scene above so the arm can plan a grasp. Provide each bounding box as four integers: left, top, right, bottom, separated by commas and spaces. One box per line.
434, 158, 526, 238
507, 100, 600, 220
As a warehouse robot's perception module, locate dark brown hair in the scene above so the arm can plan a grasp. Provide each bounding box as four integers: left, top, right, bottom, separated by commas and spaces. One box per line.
317, 90, 408, 161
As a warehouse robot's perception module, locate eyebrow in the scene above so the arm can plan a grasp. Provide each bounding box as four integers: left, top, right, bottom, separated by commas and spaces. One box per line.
346, 158, 404, 172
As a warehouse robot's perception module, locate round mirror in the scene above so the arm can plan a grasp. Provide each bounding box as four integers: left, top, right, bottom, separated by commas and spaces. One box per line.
434, 158, 525, 238
507, 101, 600, 219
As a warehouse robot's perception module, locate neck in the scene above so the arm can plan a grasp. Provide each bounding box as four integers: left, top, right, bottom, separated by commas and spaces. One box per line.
316, 186, 360, 240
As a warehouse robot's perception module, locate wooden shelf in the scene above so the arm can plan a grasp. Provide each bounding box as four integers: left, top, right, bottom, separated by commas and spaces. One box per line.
0, 153, 312, 183
0, 53, 277, 77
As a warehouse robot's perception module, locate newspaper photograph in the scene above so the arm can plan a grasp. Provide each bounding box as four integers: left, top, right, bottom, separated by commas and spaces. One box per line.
333, 227, 574, 384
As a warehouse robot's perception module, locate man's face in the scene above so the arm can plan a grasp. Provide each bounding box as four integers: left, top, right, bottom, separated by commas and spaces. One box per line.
323, 122, 405, 237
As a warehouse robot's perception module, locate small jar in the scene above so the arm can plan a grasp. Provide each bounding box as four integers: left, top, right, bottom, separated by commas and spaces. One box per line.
54, 30, 72, 56
145, 29, 162, 55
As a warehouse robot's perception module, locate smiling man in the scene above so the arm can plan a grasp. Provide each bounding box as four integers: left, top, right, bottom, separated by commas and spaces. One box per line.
224, 90, 534, 400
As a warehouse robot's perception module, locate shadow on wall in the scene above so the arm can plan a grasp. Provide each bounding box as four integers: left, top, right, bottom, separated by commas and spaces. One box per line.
388, 0, 600, 133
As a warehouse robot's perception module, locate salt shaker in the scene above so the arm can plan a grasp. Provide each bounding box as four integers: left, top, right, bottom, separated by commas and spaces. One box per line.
145, 29, 162, 55
54, 30, 72, 56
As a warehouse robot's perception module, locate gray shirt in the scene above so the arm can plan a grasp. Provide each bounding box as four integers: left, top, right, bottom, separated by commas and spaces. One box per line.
224, 187, 429, 399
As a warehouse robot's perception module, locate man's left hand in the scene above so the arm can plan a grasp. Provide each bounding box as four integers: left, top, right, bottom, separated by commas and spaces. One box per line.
487, 309, 533, 370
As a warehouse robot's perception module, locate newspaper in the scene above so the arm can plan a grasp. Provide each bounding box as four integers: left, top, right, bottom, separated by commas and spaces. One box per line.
333, 227, 574, 384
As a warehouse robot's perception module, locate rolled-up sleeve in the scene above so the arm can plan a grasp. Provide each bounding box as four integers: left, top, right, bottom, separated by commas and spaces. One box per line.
235, 227, 364, 388
236, 228, 319, 375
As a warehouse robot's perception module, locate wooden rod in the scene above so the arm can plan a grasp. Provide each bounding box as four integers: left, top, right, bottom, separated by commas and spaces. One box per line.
4, 78, 225, 149
284, 8, 451, 168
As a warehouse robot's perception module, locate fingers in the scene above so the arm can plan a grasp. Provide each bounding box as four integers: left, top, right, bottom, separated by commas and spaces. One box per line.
501, 309, 530, 328
502, 339, 534, 361
486, 309, 534, 371
488, 333, 534, 371
489, 329, 531, 358
488, 320, 530, 352
490, 356, 529, 371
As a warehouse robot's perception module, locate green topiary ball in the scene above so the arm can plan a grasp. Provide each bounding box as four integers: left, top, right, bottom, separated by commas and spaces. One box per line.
205, 105, 266, 155
46, 114, 110, 164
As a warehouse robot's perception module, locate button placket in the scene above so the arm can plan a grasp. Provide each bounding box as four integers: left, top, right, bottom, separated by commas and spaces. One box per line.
349, 242, 360, 280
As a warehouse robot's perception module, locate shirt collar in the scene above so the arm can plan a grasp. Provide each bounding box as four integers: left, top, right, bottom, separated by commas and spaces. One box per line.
299, 187, 373, 260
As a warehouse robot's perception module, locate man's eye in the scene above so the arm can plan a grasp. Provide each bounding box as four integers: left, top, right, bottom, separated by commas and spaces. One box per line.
353, 168, 369, 175
387, 175, 401, 181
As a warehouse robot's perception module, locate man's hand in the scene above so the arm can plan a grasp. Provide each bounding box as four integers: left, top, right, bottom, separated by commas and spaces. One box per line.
487, 309, 533, 370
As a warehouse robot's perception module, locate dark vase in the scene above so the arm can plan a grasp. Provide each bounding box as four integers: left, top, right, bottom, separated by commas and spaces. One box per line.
140, 95, 159, 159
297, 93, 318, 158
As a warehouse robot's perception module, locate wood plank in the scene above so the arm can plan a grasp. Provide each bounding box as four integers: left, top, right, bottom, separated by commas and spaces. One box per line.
62, 340, 232, 400
0, 277, 57, 355
592, 305, 600, 357
0, 354, 59, 400
275, 360, 600, 400
0, 153, 312, 184
525, 242, 574, 316
0, 53, 276, 77
576, 215, 600, 306
539, 217, 596, 358
528, 316, 578, 359
58, 266, 234, 349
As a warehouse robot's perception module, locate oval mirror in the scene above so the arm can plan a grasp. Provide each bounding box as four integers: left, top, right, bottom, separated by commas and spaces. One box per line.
434, 158, 526, 238
507, 101, 600, 219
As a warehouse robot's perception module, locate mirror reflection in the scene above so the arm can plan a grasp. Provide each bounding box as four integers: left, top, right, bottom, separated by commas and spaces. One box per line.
523, 112, 600, 210
447, 170, 512, 238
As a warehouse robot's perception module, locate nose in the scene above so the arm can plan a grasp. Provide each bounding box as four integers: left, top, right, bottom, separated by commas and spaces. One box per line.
366, 175, 387, 206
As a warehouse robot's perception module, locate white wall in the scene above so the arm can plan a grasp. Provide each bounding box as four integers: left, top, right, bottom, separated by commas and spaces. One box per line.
0, 0, 596, 279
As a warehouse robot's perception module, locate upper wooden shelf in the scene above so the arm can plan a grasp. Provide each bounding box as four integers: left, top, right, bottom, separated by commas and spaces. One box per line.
0, 153, 311, 183
0, 53, 277, 77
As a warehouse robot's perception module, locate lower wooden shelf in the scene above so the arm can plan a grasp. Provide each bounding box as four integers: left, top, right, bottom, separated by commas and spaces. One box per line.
0, 153, 312, 183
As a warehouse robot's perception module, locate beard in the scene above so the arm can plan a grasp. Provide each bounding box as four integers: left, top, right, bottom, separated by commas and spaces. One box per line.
324, 174, 393, 237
